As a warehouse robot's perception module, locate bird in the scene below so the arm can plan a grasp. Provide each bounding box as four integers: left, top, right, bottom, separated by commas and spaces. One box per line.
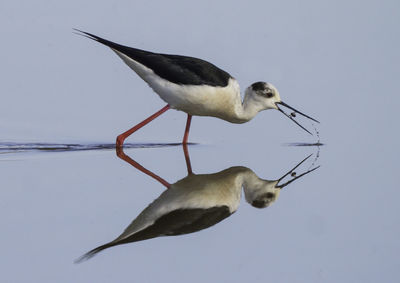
75, 30, 320, 147
75, 146, 319, 262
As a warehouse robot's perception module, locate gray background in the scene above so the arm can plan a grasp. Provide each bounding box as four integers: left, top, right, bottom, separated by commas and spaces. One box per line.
1, 0, 399, 282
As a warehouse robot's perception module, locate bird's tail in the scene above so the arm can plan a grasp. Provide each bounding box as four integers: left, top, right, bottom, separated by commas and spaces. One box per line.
74, 242, 115, 264
73, 28, 124, 51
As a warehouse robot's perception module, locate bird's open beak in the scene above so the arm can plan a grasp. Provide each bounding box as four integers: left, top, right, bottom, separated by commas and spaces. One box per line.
276, 101, 320, 135
276, 154, 320, 189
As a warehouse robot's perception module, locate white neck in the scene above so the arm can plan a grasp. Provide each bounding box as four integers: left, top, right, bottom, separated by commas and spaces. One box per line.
233, 92, 265, 123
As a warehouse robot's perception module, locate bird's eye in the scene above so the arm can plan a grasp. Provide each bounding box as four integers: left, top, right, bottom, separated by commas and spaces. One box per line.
265, 192, 275, 199
266, 92, 274, 98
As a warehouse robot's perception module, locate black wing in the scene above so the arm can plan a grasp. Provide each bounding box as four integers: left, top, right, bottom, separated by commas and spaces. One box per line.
76, 30, 232, 87
76, 206, 231, 262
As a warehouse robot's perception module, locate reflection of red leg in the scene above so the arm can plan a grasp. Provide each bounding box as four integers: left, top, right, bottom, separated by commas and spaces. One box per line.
183, 143, 193, 175
116, 147, 170, 188
116, 104, 170, 147
182, 114, 192, 145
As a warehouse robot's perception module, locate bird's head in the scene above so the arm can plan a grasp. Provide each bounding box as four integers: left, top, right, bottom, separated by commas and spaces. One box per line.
246, 81, 320, 134
244, 154, 320, 209
246, 82, 281, 110
244, 180, 281, 208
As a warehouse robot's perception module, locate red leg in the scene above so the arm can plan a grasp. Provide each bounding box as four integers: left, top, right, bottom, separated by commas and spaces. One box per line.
182, 114, 192, 145
116, 104, 170, 147
182, 143, 193, 175
116, 147, 170, 188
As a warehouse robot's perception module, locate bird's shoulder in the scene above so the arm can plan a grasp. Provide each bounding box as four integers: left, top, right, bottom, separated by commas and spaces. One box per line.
153, 53, 233, 86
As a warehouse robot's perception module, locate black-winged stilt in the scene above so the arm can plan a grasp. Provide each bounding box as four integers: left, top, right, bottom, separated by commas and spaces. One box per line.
75, 30, 319, 147
75, 145, 319, 262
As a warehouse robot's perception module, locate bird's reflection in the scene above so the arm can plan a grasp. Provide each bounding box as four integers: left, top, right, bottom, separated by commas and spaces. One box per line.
76, 145, 319, 262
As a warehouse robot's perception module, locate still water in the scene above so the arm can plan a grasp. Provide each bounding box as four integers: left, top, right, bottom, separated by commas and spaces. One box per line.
1, 130, 398, 282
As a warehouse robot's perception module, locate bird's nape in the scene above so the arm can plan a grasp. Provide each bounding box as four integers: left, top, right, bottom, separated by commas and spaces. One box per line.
276, 101, 319, 135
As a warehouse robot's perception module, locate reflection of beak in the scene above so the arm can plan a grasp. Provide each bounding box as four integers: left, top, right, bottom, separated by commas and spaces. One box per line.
276, 101, 320, 135
276, 154, 320, 189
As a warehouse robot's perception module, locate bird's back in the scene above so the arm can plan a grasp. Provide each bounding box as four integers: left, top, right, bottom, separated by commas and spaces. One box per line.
78, 30, 232, 87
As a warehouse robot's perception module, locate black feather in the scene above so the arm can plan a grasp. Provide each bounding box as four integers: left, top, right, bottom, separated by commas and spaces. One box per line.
75, 29, 232, 87
75, 206, 231, 262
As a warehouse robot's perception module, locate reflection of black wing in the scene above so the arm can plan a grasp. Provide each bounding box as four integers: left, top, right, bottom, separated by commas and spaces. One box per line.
76, 206, 231, 262
77, 30, 232, 87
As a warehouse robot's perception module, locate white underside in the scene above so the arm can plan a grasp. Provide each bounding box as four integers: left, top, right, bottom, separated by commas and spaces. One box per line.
113, 49, 245, 123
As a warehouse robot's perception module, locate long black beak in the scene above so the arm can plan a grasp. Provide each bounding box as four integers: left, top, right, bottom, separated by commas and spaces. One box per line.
276, 101, 320, 135
276, 154, 320, 189
278, 165, 320, 189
